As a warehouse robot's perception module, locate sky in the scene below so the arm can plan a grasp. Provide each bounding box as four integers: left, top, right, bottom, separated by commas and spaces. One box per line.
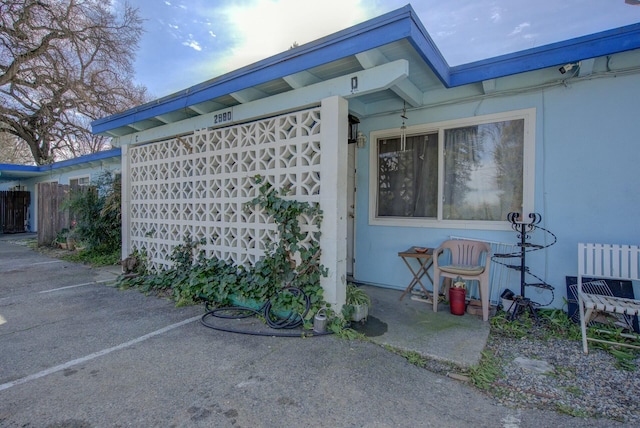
120, 0, 640, 99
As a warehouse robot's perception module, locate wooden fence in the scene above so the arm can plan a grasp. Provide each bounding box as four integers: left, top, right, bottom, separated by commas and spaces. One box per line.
0, 191, 31, 233
37, 182, 70, 246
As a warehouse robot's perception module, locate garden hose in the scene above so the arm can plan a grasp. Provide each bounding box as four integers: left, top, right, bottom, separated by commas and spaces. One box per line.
200, 286, 333, 337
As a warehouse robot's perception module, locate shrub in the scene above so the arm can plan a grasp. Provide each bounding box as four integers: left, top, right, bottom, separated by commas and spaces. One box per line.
63, 171, 121, 258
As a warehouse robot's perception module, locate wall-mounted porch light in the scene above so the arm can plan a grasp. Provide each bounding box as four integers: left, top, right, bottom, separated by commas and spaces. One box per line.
348, 114, 360, 144
348, 115, 367, 148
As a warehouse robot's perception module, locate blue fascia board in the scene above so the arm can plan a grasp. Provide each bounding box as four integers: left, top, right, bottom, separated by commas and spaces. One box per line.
44, 148, 121, 171
91, 5, 424, 134
0, 164, 39, 173
0, 164, 39, 181
449, 23, 640, 87
91, 5, 640, 135
405, 10, 450, 86
0, 148, 121, 180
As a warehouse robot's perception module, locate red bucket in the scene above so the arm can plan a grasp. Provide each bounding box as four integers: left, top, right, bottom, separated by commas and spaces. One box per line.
449, 287, 466, 316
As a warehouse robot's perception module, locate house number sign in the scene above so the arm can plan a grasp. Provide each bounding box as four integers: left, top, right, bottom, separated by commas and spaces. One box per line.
212, 109, 233, 126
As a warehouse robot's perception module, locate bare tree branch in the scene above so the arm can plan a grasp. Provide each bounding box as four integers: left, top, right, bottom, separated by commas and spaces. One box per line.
0, 0, 149, 165
0, 132, 33, 164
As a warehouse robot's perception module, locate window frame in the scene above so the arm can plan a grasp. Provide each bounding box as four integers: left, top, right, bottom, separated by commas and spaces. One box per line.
69, 175, 91, 190
368, 108, 536, 230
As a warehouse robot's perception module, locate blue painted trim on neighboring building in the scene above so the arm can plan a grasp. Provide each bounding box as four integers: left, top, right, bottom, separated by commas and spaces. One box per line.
91, 4, 640, 135
44, 148, 121, 171
0, 164, 39, 174
0, 148, 121, 181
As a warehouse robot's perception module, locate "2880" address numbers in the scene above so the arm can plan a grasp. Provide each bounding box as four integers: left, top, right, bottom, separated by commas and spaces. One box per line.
213, 110, 232, 125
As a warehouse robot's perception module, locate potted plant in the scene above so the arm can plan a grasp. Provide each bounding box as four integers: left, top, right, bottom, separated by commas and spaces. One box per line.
66, 220, 78, 251
344, 283, 371, 322
66, 233, 77, 251
54, 228, 69, 249
449, 277, 466, 316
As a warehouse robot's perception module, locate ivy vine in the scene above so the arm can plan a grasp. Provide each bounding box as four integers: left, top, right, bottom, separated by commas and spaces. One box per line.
119, 175, 330, 329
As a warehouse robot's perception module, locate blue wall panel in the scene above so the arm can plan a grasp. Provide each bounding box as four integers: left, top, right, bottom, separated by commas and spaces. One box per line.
353, 72, 640, 307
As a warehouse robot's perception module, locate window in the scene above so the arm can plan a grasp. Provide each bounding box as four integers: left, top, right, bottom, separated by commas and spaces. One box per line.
377, 133, 438, 217
69, 176, 90, 190
370, 109, 535, 228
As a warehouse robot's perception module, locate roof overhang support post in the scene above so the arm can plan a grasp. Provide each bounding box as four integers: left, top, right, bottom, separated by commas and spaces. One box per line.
121, 143, 131, 262
319, 95, 348, 312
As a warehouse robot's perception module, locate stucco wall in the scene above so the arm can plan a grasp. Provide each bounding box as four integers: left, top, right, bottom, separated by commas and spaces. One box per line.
353, 71, 640, 308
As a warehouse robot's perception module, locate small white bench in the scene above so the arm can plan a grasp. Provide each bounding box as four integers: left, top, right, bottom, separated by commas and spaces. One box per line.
578, 243, 640, 353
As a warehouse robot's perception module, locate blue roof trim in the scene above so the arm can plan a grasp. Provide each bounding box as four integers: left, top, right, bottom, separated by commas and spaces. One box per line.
45, 147, 121, 171
0, 148, 121, 178
405, 11, 450, 86
449, 23, 640, 86
0, 164, 39, 174
92, 5, 423, 134
92, 4, 640, 135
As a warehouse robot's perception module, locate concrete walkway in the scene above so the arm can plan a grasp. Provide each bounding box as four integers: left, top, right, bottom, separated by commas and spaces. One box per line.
0, 234, 621, 427
356, 285, 490, 367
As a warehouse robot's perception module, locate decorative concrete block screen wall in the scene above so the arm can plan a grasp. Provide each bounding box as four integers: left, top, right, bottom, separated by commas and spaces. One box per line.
121, 96, 348, 308
125, 107, 322, 270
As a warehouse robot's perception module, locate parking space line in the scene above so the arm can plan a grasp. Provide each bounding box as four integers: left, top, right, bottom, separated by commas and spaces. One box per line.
39, 279, 115, 294
0, 315, 201, 392
0, 280, 117, 304
0, 260, 63, 271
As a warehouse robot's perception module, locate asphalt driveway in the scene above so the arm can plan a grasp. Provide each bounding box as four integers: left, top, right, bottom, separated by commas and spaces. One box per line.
0, 236, 621, 427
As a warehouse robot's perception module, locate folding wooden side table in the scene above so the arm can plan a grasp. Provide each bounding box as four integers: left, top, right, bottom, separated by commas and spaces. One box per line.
398, 247, 434, 300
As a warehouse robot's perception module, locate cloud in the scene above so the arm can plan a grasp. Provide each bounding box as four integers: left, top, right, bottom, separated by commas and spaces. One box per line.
183, 35, 202, 51
490, 7, 502, 23
436, 30, 455, 38
509, 22, 531, 36
218, 0, 368, 72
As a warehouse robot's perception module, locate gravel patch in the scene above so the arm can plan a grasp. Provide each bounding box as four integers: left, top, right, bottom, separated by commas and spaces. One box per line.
400, 316, 640, 425
486, 329, 640, 424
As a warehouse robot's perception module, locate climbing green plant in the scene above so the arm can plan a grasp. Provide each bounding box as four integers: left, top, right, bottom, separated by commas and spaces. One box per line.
246, 176, 327, 315
118, 175, 329, 326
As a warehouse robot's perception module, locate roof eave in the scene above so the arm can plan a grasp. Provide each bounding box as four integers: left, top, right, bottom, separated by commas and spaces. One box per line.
0, 148, 121, 182
91, 5, 439, 135
91, 7, 640, 137
449, 22, 640, 86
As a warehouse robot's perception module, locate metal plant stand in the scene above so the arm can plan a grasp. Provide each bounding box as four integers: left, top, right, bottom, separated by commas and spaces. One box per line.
493, 212, 556, 320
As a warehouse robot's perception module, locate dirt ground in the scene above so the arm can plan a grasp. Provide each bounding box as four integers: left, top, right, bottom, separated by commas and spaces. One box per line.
8, 237, 83, 260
